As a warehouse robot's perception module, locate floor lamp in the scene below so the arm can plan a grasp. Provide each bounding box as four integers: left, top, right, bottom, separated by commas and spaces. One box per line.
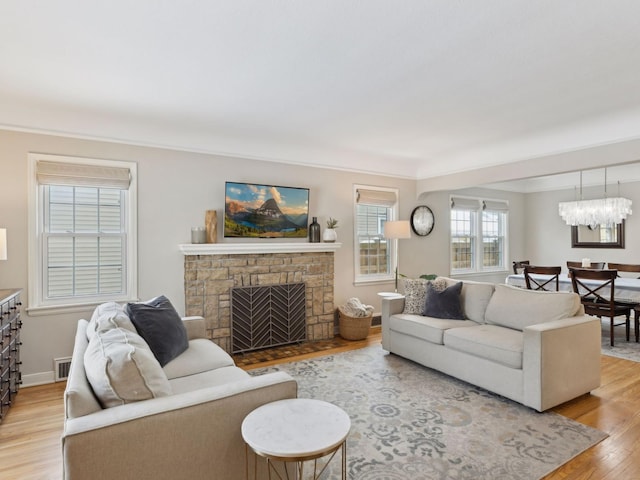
383, 220, 411, 292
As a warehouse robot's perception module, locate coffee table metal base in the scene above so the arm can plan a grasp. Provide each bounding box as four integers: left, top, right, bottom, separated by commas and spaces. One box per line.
245, 440, 346, 480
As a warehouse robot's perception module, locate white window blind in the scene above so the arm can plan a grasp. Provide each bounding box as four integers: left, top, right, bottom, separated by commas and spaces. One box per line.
36, 160, 131, 189
451, 197, 480, 210
44, 186, 126, 298
356, 188, 397, 206
483, 200, 509, 211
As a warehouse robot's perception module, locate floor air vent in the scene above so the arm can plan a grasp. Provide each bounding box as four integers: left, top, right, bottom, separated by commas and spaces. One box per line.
54, 357, 72, 381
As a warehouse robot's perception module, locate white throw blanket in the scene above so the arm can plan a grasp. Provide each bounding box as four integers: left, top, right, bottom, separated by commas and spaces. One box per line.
340, 298, 374, 318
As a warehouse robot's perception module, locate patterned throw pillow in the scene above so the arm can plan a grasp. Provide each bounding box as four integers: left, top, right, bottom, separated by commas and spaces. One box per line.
402, 278, 428, 314
402, 277, 447, 315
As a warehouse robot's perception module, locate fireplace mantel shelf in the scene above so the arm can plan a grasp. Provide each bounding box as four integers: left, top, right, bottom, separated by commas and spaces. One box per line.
179, 242, 342, 255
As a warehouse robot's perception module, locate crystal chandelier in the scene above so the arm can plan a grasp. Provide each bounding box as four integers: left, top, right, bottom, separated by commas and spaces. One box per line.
558, 169, 632, 227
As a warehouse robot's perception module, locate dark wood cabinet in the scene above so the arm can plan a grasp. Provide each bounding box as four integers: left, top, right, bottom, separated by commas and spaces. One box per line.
0, 289, 22, 423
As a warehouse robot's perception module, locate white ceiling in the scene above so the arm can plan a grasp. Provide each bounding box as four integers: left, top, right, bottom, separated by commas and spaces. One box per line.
2, 1, 640, 182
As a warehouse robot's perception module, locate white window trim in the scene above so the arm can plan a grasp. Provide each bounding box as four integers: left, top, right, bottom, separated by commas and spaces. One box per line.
450, 195, 509, 276
27, 153, 138, 315
353, 184, 399, 285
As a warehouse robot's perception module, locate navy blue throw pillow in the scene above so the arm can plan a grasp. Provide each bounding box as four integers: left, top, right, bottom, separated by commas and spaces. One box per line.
126, 295, 189, 366
423, 281, 465, 320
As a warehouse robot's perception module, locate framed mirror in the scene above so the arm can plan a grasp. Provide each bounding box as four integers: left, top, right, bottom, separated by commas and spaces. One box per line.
571, 221, 625, 248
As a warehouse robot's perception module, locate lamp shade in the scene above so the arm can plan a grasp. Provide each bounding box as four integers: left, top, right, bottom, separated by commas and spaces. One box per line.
0, 229, 6, 261
383, 220, 411, 239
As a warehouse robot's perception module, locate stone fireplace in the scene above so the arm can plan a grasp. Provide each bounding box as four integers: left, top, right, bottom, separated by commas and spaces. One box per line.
179, 243, 341, 353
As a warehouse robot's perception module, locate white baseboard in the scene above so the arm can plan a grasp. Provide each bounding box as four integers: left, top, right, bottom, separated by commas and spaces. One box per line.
22, 371, 56, 387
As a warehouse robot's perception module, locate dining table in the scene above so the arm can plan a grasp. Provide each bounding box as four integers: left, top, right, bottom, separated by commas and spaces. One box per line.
505, 273, 640, 303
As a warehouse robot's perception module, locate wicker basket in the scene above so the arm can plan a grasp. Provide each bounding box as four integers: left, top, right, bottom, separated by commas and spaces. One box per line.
338, 309, 372, 341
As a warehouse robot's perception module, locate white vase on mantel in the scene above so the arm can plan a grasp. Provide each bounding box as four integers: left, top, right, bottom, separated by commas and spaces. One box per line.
323, 228, 337, 243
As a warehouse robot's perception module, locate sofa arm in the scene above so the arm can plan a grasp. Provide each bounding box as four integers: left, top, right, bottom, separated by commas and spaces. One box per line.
62, 371, 297, 480
381, 296, 405, 351
181, 315, 206, 340
523, 315, 601, 411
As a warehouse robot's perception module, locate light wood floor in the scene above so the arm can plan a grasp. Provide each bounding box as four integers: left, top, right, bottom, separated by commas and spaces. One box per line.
1, 330, 639, 479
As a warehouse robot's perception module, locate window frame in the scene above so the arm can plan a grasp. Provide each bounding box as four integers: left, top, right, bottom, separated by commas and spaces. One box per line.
28, 153, 138, 314
353, 184, 399, 285
450, 196, 509, 275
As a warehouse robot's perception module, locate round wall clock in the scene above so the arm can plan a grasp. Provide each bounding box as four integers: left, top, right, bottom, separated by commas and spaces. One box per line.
410, 205, 435, 236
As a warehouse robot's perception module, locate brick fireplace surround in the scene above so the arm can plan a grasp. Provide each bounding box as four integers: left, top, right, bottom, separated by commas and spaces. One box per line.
179, 243, 342, 353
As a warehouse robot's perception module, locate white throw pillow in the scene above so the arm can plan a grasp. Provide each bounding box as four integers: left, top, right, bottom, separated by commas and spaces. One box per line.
86, 302, 137, 340
84, 327, 172, 408
438, 277, 495, 323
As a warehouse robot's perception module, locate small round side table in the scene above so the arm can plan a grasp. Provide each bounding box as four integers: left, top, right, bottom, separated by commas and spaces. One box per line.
241, 398, 351, 480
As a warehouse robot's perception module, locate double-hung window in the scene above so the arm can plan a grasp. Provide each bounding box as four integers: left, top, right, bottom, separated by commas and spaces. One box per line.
28, 154, 138, 313
354, 185, 399, 283
450, 196, 508, 274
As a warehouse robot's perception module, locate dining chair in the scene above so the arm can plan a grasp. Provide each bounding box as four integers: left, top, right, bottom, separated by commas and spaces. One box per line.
569, 267, 632, 346
607, 263, 640, 278
566, 261, 605, 270
606, 263, 640, 341
523, 265, 561, 291
512, 260, 530, 274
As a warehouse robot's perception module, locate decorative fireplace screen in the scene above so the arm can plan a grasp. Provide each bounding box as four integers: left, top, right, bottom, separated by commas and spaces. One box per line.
230, 282, 306, 354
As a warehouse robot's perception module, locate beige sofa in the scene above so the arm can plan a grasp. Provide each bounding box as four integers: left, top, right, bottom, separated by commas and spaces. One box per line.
62, 304, 297, 480
382, 278, 601, 411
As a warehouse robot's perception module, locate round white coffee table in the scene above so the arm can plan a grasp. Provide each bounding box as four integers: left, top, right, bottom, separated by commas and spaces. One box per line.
242, 398, 351, 480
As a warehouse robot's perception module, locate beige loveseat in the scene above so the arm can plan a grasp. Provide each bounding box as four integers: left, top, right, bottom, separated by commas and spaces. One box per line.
381, 278, 601, 411
62, 302, 297, 480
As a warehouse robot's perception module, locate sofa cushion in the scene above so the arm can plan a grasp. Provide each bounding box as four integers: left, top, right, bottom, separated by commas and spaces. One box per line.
423, 281, 465, 319
444, 324, 524, 369
163, 338, 236, 380
389, 313, 479, 344
169, 365, 250, 395
126, 295, 189, 367
402, 277, 447, 314
485, 284, 581, 331
439, 277, 495, 323
86, 302, 137, 340
84, 327, 172, 408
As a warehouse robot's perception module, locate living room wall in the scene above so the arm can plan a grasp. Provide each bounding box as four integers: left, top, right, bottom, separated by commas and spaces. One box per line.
0, 129, 431, 384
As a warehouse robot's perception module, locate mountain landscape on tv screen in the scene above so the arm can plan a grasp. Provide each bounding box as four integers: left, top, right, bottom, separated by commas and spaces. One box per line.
225, 197, 308, 238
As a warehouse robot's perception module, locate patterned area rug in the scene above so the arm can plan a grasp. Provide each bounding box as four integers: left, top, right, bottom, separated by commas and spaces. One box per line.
600, 318, 640, 362
251, 345, 606, 480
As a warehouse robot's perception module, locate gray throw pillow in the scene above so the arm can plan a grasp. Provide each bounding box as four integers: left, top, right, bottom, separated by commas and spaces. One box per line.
423, 281, 465, 320
125, 295, 189, 367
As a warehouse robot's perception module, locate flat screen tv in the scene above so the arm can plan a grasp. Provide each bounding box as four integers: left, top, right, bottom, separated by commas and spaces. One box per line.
224, 182, 309, 238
